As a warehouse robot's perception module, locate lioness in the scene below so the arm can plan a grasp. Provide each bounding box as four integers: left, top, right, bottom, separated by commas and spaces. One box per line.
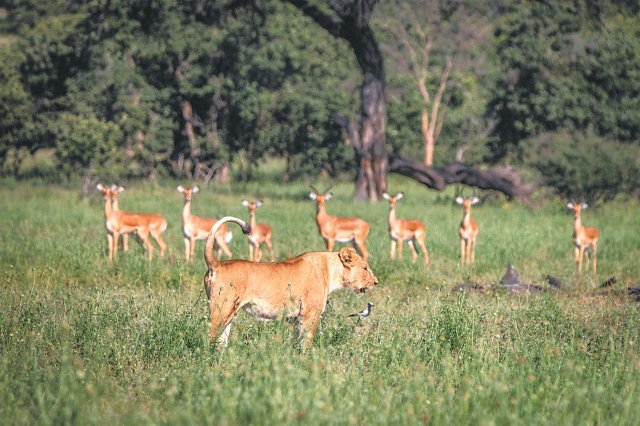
203, 216, 378, 348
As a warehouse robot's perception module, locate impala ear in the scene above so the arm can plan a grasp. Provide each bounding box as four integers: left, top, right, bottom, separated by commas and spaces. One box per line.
396, 192, 404, 200
177, 185, 184, 193
309, 192, 317, 200
192, 186, 199, 193
256, 200, 263, 207
325, 192, 333, 200
338, 247, 359, 267
96, 183, 105, 191
455, 196, 464, 205
117, 186, 125, 193
242, 200, 250, 207
471, 197, 480, 205
382, 193, 390, 200
581, 202, 589, 209
567, 202, 575, 209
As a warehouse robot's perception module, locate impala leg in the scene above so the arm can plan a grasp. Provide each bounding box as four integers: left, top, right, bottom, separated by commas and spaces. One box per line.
470, 238, 476, 264
592, 242, 598, 274
216, 237, 233, 259
190, 237, 197, 260
416, 236, 429, 265
266, 236, 275, 262
113, 233, 120, 260
138, 231, 154, 260
355, 239, 369, 261
397, 239, 404, 260
107, 234, 114, 262
460, 239, 466, 264
248, 243, 255, 261
121, 234, 129, 252
575, 246, 582, 272
408, 240, 418, 263
584, 247, 590, 270
326, 239, 335, 252
390, 240, 397, 260
183, 238, 191, 261
256, 245, 263, 262
152, 230, 167, 258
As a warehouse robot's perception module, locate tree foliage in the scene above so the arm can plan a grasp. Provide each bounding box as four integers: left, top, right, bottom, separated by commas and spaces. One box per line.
1, 0, 639, 199
524, 131, 640, 202
490, 0, 640, 160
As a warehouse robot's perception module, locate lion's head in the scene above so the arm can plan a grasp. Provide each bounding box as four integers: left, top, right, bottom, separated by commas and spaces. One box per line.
338, 247, 378, 293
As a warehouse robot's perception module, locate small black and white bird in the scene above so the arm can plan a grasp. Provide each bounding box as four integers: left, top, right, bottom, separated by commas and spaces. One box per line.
349, 302, 374, 319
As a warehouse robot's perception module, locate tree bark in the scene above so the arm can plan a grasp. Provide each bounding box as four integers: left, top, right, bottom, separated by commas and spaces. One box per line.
286, 0, 532, 201
388, 156, 535, 201
286, 0, 387, 200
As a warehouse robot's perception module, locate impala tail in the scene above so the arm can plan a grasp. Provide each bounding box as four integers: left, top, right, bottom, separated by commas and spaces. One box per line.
205, 217, 251, 270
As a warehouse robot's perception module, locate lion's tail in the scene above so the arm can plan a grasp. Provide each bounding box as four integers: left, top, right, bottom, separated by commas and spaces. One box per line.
205, 216, 251, 270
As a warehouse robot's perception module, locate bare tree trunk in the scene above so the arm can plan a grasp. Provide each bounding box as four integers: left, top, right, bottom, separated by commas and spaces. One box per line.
287, 0, 387, 201
183, 101, 204, 179
286, 0, 532, 201
81, 162, 94, 201
215, 161, 230, 184
422, 111, 434, 165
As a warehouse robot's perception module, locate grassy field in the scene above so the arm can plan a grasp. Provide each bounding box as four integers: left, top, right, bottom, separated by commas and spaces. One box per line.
1, 176, 639, 425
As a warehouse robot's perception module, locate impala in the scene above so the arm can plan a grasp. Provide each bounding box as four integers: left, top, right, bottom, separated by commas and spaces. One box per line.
456, 195, 479, 264
309, 188, 370, 260
567, 202, 599, 273
177, 185, 233, 262
382, 192, 429, 264
109, 184, 129, 253
98, 184, 168, 261
242, 200, 274, 262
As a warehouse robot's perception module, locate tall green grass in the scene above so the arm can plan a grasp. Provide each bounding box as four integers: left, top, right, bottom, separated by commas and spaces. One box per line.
1, 177, 639, 424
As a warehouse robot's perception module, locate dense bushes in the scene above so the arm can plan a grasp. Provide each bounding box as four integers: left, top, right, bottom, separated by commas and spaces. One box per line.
525, 131, 640, 202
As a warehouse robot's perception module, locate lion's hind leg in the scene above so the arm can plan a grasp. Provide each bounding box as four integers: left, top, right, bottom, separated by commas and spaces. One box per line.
209, 294, 242, 348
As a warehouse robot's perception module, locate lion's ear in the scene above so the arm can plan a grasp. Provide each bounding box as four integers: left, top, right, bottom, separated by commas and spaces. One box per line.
338, 247, 359, 267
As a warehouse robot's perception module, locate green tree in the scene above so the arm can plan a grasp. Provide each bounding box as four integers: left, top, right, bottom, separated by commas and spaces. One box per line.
54, 112, 122, 193
490, 1, 640, 160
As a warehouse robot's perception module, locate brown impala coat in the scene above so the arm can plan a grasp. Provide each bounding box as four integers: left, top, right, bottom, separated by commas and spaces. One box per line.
568, 202, 599, 273
456, 196, 479, 264
177, 185, 232, 262
383, 192, 429, 264
309, 192, 370, 260
98, 184, 167, 261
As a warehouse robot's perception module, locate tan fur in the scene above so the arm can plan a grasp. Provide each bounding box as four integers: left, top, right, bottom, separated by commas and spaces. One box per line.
383, 192, 429, 264
242, 200, 274, 262
309, 192, 370, 260
203, 216, 378, 348
177, 186, 232, 262
456, 196, 479, 265
109, 185, 130, 253
568, 202, 599, 273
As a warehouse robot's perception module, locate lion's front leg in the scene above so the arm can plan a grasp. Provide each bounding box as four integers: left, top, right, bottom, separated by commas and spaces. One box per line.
298, 307, 321, 349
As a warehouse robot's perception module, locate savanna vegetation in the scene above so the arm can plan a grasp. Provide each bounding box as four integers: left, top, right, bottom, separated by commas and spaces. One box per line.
2, 0, 640, 424
1, 0, 640, 200
1, 174, 639, 424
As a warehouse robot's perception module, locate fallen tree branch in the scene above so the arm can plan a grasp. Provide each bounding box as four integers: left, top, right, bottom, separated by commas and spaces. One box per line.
388, 155, 536, 201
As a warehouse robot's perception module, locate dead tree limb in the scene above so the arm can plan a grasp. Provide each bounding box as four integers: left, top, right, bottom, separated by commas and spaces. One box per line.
388, 155, 535, 201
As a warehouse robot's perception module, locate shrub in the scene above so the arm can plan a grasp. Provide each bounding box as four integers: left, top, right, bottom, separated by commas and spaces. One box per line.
524, 131, 640, 202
